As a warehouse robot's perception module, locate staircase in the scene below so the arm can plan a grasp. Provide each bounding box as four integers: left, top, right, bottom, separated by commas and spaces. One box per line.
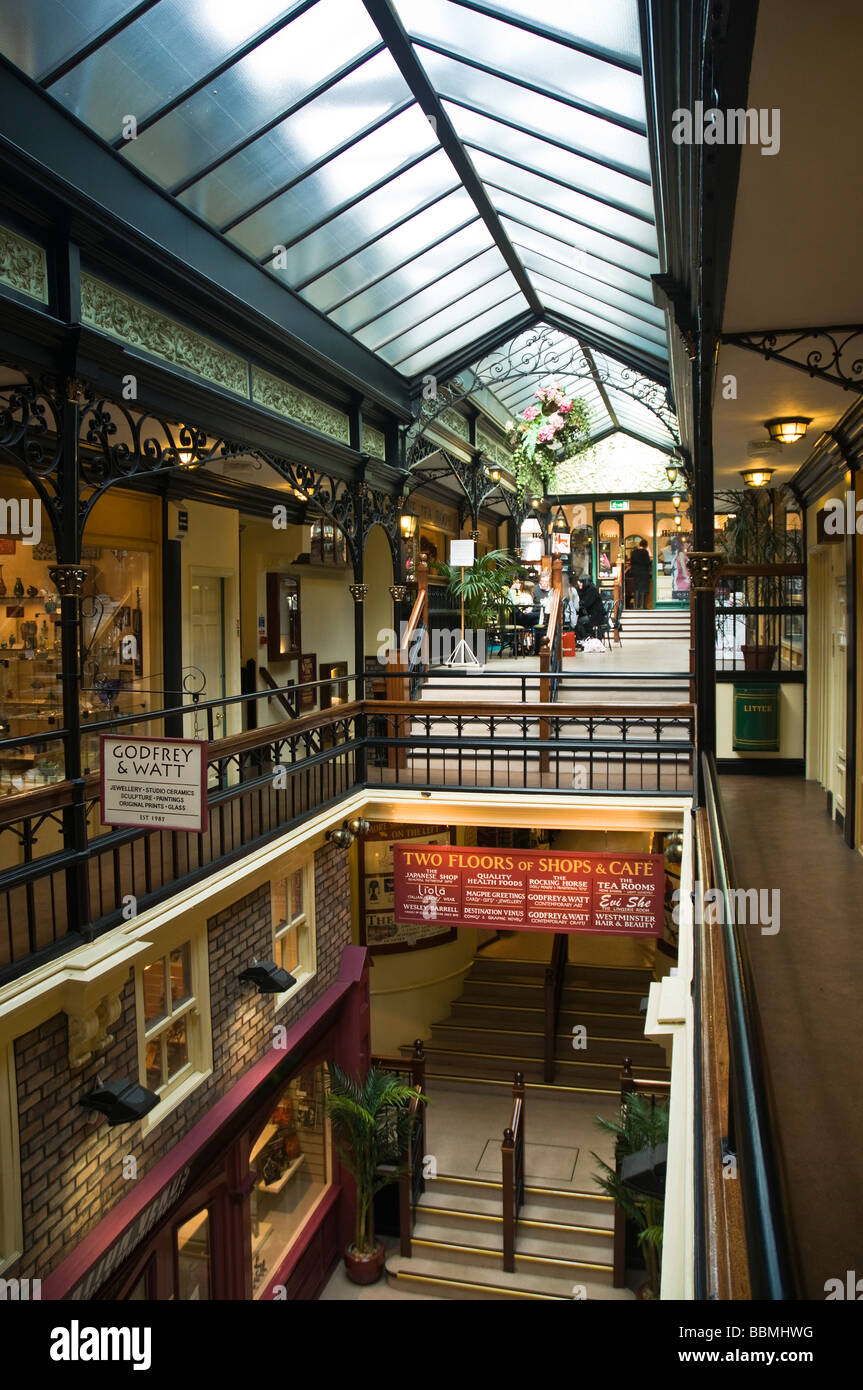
620, 607, 691, 641
402, 955, 669, 1096
386, 953, 668, 1299
387, 1172, 631, 1300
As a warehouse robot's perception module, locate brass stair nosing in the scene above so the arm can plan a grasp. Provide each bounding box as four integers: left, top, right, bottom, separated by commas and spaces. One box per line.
410, 1238, 614, 1274
415, 1046, 669, 1074
388, 1269, 567, 1300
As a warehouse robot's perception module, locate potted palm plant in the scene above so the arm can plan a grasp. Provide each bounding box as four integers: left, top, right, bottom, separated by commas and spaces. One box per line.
592, 1092, 669, 1299
326, 1063, 427, 1284
431, 547, 524, 629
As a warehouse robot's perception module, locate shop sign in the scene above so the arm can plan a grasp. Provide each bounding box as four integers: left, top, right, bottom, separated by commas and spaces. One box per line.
393, 845, 664, 935
552, 531, 571, 555
100, 735, 209, 832
69, 1165, 191, 1300
609, 499, 630, 511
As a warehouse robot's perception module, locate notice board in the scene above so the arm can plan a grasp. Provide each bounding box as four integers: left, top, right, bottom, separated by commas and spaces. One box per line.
393, 844, 664, 936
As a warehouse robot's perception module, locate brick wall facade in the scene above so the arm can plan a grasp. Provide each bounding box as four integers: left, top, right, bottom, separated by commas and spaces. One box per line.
8, 842, 351, 1281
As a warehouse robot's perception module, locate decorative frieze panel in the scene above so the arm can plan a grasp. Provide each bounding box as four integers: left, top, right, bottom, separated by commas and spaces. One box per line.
477, 430, 512, 472
362, 423, 387, 460
438, 406, 470, 441
0, 225, 48, 303
80, 275, 249, 397
252, 366, 350, 444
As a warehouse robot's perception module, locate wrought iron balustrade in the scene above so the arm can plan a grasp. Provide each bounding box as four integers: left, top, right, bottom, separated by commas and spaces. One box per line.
0, 673, 695, 982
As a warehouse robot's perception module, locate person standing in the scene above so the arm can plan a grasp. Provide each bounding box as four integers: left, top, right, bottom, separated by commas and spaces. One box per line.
629, 539, 652, 609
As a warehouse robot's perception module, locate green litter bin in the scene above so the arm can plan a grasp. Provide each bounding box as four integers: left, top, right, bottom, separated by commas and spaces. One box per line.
733, 684, 780, 751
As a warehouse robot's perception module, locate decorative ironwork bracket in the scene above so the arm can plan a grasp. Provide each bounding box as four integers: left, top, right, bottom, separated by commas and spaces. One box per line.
721, 326, 863, 393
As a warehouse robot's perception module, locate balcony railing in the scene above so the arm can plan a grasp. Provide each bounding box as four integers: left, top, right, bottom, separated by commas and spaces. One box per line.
0, 674, 694, 982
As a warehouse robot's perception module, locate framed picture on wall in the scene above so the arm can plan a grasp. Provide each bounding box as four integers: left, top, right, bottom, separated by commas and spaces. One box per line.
298, 653, 317, 711
266, 574, 301, 662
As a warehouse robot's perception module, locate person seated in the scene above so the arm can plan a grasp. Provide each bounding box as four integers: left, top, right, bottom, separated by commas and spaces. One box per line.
507, 578, 534, 609
573, 576, 606, 642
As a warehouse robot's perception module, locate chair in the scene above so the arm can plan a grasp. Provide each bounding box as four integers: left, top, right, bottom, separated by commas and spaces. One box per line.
589, 596, 622, 652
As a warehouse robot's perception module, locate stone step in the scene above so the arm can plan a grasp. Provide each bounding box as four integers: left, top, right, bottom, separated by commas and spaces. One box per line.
461, 980, 649, 1013
446, 999, 649, 1036
422, 1174, 614, 1227
427, 1021, 665, 1065
385, 1254, 632, 1301
414, 1208, 614, 1256
468, 958, 653, 989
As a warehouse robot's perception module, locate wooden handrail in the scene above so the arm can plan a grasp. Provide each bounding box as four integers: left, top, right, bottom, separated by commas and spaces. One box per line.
543, 933, 568, 1082
375, 700, 694, 719
501, 1070, 526, 1272
694, 807, 751, 1299
401, 556, 429, 655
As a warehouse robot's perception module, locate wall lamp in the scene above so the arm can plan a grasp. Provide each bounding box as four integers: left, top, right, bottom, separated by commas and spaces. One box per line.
399, 507, 419, 539
665, 465, 678, 485
327, 818, 371, 850
487, 466, 501, 483
81, 1078, 160, 1125
238, 958, 296, 994
764, 417, 811, 446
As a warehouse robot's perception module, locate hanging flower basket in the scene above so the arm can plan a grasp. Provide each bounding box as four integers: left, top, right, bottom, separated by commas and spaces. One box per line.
505, 381, 592, 498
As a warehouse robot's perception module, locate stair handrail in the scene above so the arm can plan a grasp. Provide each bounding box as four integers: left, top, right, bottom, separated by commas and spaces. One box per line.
543, 933, 568, 1082
501, 1070, 526, 1272
699, 751, 796, 1300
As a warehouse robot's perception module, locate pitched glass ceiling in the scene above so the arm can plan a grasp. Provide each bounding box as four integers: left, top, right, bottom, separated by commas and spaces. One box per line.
1, 0, 666, 382
472, 324, 677, 453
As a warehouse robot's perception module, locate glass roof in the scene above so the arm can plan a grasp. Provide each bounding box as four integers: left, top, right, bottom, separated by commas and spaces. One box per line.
472, 324, 678, 453
2, 0, 667, 384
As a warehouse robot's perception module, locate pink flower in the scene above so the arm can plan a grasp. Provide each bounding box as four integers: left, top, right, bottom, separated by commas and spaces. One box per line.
537, 425, 556, 443
547, 412, 564, 430
523, 406, 539, 422
558, 399, 573, 414
505, 420, 513, 432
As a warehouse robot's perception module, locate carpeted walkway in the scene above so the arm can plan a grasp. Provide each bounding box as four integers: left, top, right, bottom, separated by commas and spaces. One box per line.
719, 775, 863, 1300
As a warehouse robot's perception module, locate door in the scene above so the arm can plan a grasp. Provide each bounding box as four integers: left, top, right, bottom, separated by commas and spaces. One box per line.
189, 572, 226, 739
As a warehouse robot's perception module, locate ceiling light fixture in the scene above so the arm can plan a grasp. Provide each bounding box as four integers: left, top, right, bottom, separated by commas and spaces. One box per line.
740, 467, 775, 488
764, 417, 812, 446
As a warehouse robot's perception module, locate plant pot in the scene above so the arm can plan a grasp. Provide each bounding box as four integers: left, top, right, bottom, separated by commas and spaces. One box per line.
344, 1242, 386, 1285
741, 643, 776, 672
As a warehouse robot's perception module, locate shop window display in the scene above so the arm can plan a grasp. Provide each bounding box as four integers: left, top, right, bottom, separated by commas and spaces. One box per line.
0, 522, 154, 793
249, 1064, 332, 1296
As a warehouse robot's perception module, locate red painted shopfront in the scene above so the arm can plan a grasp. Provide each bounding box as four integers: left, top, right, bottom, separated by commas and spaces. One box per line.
42, 947, 370, 1301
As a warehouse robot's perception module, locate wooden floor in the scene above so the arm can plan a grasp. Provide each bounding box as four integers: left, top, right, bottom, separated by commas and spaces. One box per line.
720, 774, 863, 1300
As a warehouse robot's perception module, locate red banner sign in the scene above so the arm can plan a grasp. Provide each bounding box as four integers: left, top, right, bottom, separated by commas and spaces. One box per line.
393, 845, 664, 936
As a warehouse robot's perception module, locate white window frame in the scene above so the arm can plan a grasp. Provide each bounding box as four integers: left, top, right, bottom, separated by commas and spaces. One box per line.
135, 928, 212, 1132
272, 857, 316, 1009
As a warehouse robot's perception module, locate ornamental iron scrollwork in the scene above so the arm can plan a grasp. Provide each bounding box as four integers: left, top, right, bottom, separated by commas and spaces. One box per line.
721, 326, 863, 394
687, 552, 725, 591
404, 324, 679, 485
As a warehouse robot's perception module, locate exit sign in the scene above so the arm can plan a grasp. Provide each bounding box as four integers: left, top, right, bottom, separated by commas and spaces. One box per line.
609, 500, 630, 511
